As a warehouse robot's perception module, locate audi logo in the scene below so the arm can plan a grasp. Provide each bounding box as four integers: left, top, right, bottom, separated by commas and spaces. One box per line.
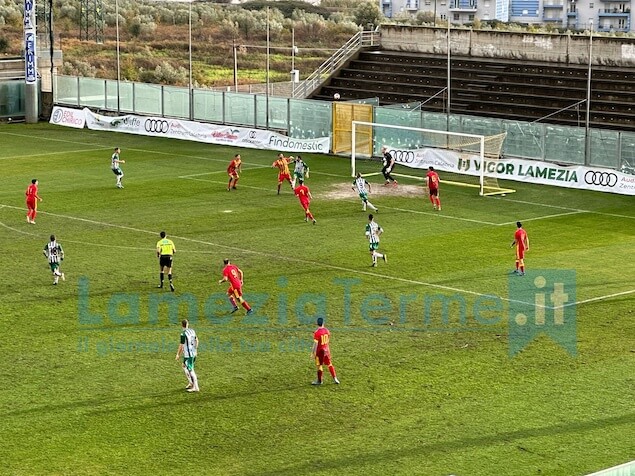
389, 150, 415, 163
584, 170, 617, 187
144, 119, 169, 133
248, 131, 257, 139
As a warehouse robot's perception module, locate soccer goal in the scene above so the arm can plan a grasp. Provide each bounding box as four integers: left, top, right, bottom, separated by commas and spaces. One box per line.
351, 121, 514, 197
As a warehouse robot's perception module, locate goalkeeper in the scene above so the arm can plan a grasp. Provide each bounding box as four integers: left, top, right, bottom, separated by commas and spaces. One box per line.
291, 155, 309, 188
380, 146, 398, 186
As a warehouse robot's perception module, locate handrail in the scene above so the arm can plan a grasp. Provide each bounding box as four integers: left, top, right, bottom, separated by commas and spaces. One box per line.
292, 28, 380, 99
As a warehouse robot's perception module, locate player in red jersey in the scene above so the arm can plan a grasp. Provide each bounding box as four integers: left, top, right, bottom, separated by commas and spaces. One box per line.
272, 153, 293, 195
311, 317, 339, 385
426, 166, 441, 211
510, 221, 529, 275
218, 259, 253, 314
294, 179, 316, 224
25, 178, 42, 224
227, 154, 242, 191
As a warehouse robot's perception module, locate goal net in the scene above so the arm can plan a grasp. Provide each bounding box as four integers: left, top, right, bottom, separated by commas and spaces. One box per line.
351, 121, 514, 197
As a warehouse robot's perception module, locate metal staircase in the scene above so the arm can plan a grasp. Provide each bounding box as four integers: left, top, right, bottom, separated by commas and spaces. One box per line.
291, 28, 380, 99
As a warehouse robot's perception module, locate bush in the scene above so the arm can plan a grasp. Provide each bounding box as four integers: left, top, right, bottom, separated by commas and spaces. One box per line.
0, 37, 8, 53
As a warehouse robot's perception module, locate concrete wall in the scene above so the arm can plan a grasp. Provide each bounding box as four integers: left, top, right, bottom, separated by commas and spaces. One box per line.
380, 24, 635, 66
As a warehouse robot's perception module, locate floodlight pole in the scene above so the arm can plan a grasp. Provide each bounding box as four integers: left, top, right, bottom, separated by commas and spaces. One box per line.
233, 38, 238, 92
188, 0, 193, 120
584, 20, 593, 165
266, 6, 270, 130
446, 19, 451, 132
115, 0, 121, 114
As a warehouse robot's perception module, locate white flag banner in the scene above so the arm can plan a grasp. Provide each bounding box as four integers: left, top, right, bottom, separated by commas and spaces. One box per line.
81, 108, 330, 153
49, 106, 86, 129
385, 146, 635, 196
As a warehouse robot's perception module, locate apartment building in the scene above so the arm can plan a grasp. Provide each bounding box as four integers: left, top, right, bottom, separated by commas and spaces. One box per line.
381, 0, 631, 31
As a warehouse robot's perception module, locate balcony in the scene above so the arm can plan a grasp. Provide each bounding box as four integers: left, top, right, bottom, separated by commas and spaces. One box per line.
596, 23, 630, 30
543, 3, 564, 8
382, 0, 391, 4
598, 8, 630, 15
567, 9, 578, 16
405, 0, 420, 9
449, 0, 478, 11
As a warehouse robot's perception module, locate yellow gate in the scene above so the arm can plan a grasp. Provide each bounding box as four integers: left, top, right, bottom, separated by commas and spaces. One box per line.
332, 102, 373, 156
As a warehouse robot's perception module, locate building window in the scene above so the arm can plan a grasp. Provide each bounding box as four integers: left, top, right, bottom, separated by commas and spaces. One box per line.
454, 13, 460, 20
589, 2, 594, 7
469, 14, 475, 20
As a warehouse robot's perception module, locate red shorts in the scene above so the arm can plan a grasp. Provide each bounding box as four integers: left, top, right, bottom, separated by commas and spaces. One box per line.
429, 188, 438, 197
315, 349, 331, 366
26, 198, 37, 210
299, 199, 310, 211
228, 172, 239, 179
278, 173, 291, 183
516, 247, 525, 260
227, 285, 243, 299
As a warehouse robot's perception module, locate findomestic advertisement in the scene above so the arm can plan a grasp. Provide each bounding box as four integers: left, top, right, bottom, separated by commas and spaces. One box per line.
80, 108, 330, 153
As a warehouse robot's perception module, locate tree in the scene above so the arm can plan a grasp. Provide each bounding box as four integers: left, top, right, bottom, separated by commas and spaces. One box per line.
353, 1, 383, 29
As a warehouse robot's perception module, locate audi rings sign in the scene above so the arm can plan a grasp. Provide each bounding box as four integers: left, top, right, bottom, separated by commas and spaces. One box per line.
79, 108, 330, 153
378, 145, 635, 196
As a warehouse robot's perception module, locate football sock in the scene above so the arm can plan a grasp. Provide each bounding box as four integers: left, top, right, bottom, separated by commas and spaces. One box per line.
241, 301, 252, 311
277, 184, 281, 194
317, 369, 323, 383
328, 365, 336, 378
362, 203, 367, 211
189, 370, 199, 390
168, 274, 172, 283
229, 296, 237, 308
436, 198, 441, 208
54, 276, 59, 284
183, 366, 192, 384
160, 273, 164, 284
368, 201, 377, 211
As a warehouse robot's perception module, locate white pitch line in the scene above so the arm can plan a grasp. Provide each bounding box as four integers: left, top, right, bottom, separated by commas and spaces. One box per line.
178, 165, 270, 179
0, 203, 533, 306
2, 203, 630, 309
559, 288, 635, 309
496, 196, 635, 221
497, 210, 588, 225
180, 176, 502, 225
180, 176, 295, 194
0, 147, 113, 161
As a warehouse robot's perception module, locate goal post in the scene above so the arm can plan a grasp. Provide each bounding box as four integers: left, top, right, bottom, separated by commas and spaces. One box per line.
351, 121, 514, 197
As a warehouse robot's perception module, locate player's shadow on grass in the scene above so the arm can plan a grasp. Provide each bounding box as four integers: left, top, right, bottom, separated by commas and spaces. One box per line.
251, 412, 635, 476
81, 383, 314, 416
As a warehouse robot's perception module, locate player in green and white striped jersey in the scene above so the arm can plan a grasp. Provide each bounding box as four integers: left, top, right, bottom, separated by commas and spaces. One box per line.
352, 173, 378, 212
365, 214, 387, 267
43, 234, 65, 285
175, 319, 199, 392
291, 155, 309, 188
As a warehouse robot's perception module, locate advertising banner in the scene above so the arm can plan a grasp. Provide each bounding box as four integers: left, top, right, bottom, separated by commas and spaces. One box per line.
49, 106, 86, 129
82, 109, 330, 153
383, 146, 635, 196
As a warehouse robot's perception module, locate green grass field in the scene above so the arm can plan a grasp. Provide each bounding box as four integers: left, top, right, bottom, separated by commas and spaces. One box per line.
1, 123, 633, 476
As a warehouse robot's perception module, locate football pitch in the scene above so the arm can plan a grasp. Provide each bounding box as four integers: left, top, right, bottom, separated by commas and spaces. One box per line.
1, 123, 633, 476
